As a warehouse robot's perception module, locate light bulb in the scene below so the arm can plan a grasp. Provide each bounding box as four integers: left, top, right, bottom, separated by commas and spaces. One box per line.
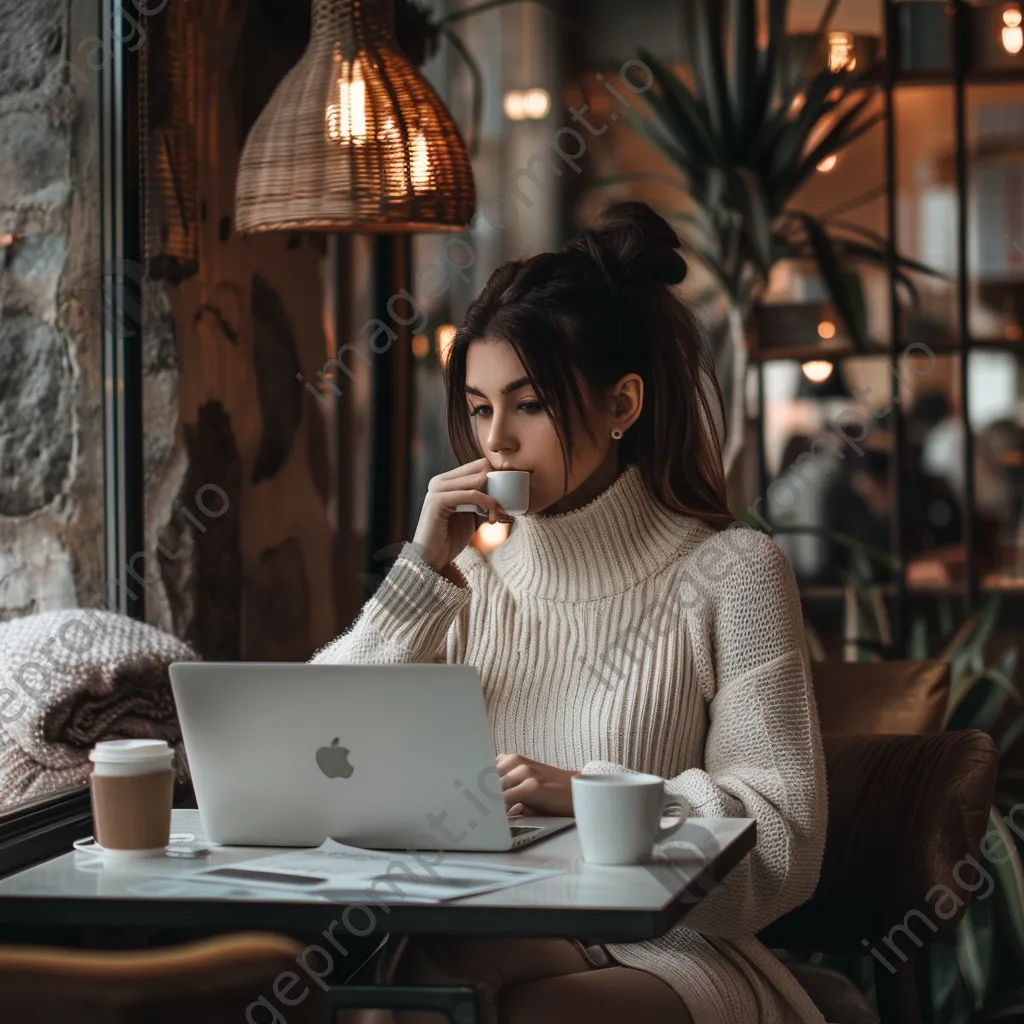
816, 154, 838, 172
522, 88, 550, 119
410, 131, 431, 192
817, 320, 837, 340
325, 55, 367, 143
504, 91, 526, 121
802, 360, 835, 384
1003, 6, 1023, 54
828, 31, 856, 72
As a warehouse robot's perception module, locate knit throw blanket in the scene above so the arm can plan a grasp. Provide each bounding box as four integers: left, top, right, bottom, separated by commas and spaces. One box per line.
0, 610, 199, 807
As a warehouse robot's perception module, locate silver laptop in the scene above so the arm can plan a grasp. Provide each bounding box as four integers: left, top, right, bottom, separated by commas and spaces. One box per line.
169, 662, 575, 851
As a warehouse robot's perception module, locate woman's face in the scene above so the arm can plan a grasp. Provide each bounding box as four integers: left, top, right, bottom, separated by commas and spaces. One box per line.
463, 338, 615, 515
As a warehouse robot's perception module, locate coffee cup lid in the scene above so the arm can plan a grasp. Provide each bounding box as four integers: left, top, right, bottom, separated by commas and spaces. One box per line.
89, 739, 172, 764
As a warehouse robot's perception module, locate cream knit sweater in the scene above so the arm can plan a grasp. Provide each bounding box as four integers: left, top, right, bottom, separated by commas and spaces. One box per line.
311, 463, 828, 1024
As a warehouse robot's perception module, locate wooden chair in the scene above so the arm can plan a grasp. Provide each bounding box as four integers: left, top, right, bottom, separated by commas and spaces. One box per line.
0, 931, 327, 1024
0, 930, 484, 1023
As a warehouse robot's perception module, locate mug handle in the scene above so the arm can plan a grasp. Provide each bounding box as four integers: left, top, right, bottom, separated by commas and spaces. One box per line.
655, 795, 690, 843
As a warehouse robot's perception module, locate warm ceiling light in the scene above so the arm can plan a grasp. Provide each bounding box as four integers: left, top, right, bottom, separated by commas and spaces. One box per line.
436, 323, 456, 365
816, 154, 838, 172
828, 31, 857, 72
802, 360, 835, 384
1003, 6, 1024, 54
504, 91, 526, 120
504, 88, 551, 121
522, 88, 550, 119
236, 0, 476, 234
412, 332, 430, 358
817, 320, 837, 339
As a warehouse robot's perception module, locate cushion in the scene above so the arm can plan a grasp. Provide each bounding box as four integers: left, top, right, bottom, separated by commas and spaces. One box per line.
760, 731, 998, 951
811, 659, 949, 735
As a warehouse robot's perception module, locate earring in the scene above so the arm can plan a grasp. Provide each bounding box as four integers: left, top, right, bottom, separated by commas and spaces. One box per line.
611, 428, 623, 440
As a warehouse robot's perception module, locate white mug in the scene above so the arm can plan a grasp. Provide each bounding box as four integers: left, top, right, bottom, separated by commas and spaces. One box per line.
456, 470, 530, 517
571, 772, 689, 865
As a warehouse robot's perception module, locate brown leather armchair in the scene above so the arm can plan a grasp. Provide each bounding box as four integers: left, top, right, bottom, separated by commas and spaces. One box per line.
758, 658, 999, 1024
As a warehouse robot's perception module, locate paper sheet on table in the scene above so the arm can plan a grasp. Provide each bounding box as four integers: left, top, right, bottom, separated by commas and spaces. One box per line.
190, 839, 562, 902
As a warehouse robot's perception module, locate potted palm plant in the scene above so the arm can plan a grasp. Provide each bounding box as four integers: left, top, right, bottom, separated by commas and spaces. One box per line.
599, 0, 943, 477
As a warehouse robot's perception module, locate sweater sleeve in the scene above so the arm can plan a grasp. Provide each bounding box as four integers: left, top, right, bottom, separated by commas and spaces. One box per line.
582, 531, 827, 938
309, 541, 471, 665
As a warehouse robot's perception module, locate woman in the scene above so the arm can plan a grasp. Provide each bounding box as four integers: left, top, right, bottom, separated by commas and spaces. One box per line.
313, 202, 827, 1024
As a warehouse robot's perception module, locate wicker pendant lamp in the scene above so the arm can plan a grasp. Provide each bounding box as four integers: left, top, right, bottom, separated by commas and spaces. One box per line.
235, 0, 476, 234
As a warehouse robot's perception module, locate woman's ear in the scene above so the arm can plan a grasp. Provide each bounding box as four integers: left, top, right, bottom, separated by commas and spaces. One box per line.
611, 374, 643, 432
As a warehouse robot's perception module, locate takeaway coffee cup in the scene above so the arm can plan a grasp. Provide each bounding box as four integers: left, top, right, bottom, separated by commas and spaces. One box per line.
88, 740, 175, 858
456, 470, 530, 517
571, 773, 689, 865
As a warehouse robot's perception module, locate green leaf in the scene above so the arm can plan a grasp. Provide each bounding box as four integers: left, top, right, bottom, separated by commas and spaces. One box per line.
956, 902, 993, 1010
767, 70, 839, 193
728, 0, 757, 143
786, 211, 868, 347
987, 810, 1024, 967
745, 0, 788, 153
997, 710, 1024, 759
789, 107, 884, 195
940, 595, 1001, 671
945, 670, 1017, 731
623, 109, 700, 180
637, 49, 721, 168
692, 0, 735, 145
815, 0, 842, 34
730, 169, 774, 278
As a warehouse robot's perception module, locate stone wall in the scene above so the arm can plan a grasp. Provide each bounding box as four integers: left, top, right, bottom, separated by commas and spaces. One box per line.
0, 0, 106, 620
0, 0, 363, 657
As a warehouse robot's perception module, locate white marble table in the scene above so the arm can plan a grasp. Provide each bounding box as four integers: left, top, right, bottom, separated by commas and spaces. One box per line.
0, 809, 755, 942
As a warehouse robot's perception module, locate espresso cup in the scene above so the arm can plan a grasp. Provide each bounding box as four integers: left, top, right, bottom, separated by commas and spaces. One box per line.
571, 772, 689, 865
88, 739, 175, 858
456, 470, 530, 517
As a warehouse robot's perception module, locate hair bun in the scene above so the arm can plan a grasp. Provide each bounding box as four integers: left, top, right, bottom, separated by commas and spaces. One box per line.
589, 201, 688, 289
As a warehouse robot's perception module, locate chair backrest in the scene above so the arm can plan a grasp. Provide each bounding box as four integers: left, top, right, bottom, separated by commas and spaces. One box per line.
0, 931, 327, 1024
760, 729, 998, 953
810, 659, 950, 735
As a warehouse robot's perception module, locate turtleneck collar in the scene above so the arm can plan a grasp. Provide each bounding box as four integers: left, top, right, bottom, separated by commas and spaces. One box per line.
482, 462, 709, 601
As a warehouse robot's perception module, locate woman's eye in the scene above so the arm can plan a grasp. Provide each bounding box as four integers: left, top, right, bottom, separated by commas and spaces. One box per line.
468, 402, 541, 418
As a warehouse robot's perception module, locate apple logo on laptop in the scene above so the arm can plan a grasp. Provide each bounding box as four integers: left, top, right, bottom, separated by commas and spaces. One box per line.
315, 738, 354, 779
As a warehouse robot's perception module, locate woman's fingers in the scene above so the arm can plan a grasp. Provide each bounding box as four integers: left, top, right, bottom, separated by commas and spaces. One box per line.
499, 764, 531, 790
436, 457, 490, 481
435, 489, 505, 521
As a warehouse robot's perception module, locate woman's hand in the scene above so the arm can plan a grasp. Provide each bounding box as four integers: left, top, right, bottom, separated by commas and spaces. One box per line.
497, 753, 580, 817
411, 457, 508, 574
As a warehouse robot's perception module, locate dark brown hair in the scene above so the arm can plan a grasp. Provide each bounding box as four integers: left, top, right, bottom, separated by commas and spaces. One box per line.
444, 201, 733, 529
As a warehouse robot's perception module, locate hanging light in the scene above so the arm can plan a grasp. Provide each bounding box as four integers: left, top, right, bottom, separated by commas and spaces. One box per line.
504, 87, 551, 121
802, 360, 835, 384
1003, 5, 1024, 55
828, 31, 857, 71
816, 154, 838, 172
236, 0, 476, 234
